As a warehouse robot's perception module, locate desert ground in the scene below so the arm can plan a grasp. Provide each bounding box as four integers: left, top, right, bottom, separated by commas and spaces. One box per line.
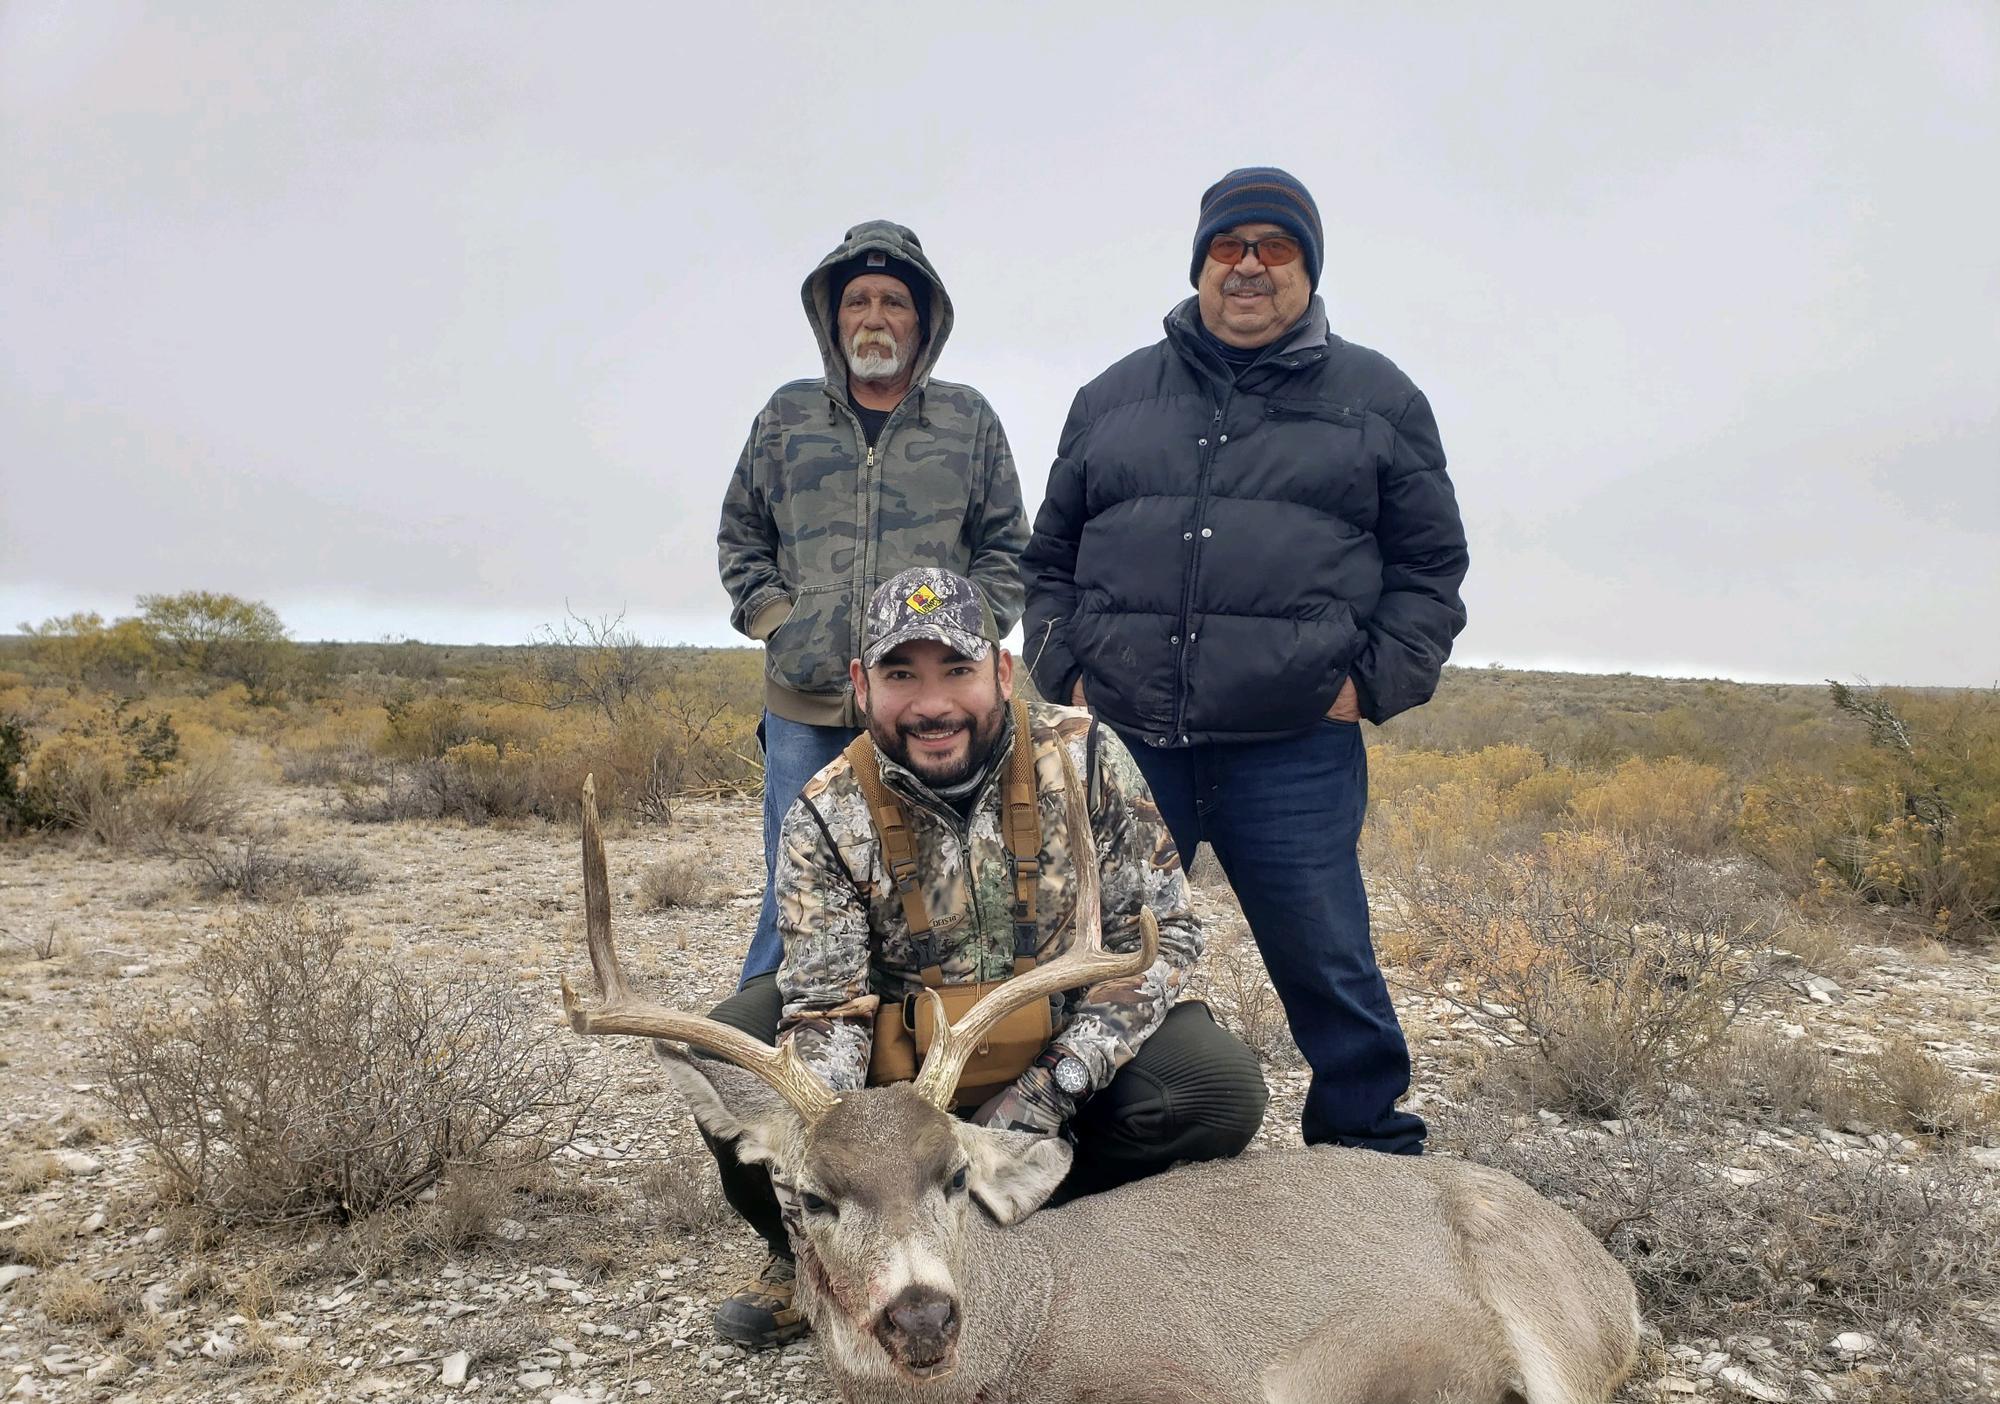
2, 779, 1996, 1403
2, 639, 1997, 1402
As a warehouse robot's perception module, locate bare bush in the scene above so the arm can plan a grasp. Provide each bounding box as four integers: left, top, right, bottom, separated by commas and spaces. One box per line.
1386, 832, 1780, 1117
141, 753, 247, 835
1434, 1102, 2000, 1402
1193, 920, 1297, 1066
93, 906, 598, 1223
6, 923, 73, 962
1703, 1025, 1865, 1128
1865, 1034, 2000, 1141
506, 608, 664, 727
638, 846, 723, 911
639, 1153, 729, 1233
163, 830, 370, 901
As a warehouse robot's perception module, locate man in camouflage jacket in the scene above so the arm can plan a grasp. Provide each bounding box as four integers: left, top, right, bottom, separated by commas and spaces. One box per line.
717, 221, 1030, 987
700, 569, 1266, 1350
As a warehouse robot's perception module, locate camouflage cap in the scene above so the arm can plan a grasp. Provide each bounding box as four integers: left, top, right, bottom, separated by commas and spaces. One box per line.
861, 567, 995, 668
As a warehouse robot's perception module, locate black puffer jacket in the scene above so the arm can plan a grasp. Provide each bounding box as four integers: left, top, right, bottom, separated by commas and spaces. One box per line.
1023, 296, 1468, 746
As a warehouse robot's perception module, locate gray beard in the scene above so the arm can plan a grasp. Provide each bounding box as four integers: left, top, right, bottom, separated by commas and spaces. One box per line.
847, 347, 905, 381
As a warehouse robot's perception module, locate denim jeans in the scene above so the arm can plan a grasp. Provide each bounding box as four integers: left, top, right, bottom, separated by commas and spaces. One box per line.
740, 710, 861, 985
1123, 719, 1425, 1154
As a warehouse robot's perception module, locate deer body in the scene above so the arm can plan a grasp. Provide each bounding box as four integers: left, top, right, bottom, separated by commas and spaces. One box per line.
775, 1109, 1637, 1404
561, 772, 1638, 1404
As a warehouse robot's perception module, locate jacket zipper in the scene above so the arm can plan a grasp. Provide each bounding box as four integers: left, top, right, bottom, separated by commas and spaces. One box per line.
833, 396, 911, 611
1171, 391, 1230, 743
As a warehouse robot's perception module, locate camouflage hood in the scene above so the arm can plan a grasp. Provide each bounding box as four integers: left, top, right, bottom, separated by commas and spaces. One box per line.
801, 220, 955, 395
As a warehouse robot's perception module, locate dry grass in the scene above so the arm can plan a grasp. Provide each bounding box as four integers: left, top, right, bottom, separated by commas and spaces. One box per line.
3, 1150, 60, 1194
163, 829, 371, 901
33, 1265, 120, 1326
0, 1217, 68, 1269
452, 1310, 554, 1369
1704, 1025, 1866, 1127
120, 1314, 171, 1361
1435, 1101, 2000, 1402
570, 1239, 617, 1284
1771, 918, 1868, 981
231, 1262, 279, 1320
638, 1155, 729, 1234
638, 845, 724, 911
1865, 1034, 2000, 1140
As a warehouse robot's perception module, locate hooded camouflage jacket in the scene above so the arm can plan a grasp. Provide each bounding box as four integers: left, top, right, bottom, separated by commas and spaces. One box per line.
717, 221, 1030, 727
774, 700, 1202, 1123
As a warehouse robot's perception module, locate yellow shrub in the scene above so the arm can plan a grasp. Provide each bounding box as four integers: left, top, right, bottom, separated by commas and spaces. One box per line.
1501, 766, 1578, 821
1568, 757, 1732, 854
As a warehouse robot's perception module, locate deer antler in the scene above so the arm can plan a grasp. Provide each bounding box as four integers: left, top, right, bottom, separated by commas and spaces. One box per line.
910, 744, 1158, 1110
560, 775, 840, 1125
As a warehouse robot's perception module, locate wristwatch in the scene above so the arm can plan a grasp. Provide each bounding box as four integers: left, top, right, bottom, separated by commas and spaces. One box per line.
1034, 1046, 1092, 1099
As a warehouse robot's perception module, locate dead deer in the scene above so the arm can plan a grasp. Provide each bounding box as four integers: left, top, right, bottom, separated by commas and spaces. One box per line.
562, 763, 1639, 1404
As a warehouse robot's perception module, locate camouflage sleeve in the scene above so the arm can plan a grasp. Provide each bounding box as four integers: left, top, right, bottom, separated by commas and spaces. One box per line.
965, 401, 1029, 637
1051, 724, 1202, 1094
717, 401, 791, 638
773, 796, 879, 1091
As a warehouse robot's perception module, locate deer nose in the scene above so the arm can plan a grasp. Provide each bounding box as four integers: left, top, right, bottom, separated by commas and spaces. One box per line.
886, 1286, 959, 1346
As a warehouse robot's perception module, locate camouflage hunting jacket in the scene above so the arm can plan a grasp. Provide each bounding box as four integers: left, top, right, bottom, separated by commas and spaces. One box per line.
774, 700, 1203, 1120
716, 220, 1030, 727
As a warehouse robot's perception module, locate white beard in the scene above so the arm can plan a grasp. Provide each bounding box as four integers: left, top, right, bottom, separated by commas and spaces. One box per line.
846, 332, 910, 383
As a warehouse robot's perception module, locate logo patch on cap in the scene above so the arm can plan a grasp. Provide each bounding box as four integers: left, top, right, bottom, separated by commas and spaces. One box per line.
866, 251, 887, 267
905, 585, 942, 614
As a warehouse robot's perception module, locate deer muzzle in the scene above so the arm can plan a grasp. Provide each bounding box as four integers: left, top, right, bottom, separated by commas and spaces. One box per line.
875, 1284, 960, 1377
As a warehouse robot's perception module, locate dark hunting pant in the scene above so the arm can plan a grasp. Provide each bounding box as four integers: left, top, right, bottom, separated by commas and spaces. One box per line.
702, 974, 1269, 1258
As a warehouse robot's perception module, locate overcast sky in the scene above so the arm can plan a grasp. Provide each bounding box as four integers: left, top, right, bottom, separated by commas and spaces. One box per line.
3, 3, 1995, 686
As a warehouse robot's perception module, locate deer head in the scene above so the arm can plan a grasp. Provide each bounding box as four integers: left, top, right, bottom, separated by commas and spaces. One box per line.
560, 750, 1155, 1383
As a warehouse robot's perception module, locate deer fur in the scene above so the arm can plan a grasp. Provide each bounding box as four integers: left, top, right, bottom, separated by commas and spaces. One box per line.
663, 1052, 1640, 1404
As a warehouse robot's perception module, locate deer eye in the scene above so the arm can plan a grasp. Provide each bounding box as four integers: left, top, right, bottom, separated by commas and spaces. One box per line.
800, 1191, 835, 1217
947, 1166, 968, 1195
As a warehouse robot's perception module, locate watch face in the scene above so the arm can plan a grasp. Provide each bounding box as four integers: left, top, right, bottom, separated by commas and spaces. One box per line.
1053, 1056, 1090, 1096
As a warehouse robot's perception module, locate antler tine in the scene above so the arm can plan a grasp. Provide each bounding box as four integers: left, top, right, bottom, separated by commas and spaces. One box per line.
911, 743, 1158, 1110
560, 775, 840, 1124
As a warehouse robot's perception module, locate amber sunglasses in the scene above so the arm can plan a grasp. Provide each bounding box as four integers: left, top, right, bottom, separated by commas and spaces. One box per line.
1206, 233, 1303, 267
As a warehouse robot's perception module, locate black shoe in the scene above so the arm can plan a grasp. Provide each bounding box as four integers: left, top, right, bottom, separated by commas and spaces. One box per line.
714, 1253, 810, 1349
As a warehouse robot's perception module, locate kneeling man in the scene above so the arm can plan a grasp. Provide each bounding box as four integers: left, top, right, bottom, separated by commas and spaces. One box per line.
701, 568, 1268, 1347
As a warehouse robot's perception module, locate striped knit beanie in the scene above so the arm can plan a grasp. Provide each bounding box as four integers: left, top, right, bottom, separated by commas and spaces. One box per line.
1189, 166, 1324, 290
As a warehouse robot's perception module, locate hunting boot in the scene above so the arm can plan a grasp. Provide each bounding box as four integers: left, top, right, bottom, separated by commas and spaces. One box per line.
714, 1252, 809, 1349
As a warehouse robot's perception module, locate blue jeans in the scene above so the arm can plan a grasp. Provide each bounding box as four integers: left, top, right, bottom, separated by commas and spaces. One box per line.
740, 711, 861, 985
1124, 719, 1425, 1154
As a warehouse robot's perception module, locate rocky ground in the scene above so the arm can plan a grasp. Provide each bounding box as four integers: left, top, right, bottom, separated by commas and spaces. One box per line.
1, 784, 1995, 1402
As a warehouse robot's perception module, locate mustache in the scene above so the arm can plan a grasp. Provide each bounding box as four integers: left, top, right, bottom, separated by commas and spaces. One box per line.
848, 332, 899, 355
1222, 272, 1274, 295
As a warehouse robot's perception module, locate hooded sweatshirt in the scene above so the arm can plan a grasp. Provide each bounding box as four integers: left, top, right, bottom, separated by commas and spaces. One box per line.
717, 221, 1030, 727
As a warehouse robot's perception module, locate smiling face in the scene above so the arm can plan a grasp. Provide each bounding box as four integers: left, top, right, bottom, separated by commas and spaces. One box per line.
850, 639, 1014, 790
1196, 220, 1313, 349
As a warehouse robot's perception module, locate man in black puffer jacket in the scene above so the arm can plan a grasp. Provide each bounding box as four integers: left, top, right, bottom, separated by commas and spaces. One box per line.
1024, 166, 1469, 1155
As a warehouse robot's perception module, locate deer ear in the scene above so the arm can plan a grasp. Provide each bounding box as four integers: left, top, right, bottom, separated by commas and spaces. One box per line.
654, 1045, 802, 1166
955, 1124, 1073, 1225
